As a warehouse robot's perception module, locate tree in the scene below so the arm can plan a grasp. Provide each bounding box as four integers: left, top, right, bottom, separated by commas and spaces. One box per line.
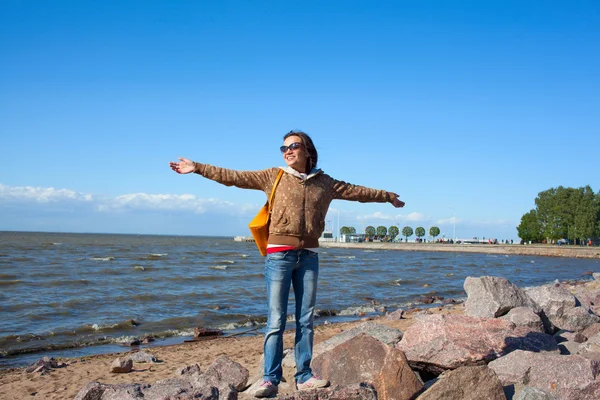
517, 209, 543, 243
340, 226, 352, 235
348, 226, 357, 234
518, 185, 600, 244
415, 227, 425, 239
365, 226, 376, 238
376, 225, 387, 238
388, 225, 399, 239
402, 226, 413, 242
429, 226, 440, 240
573, 186, 598, 244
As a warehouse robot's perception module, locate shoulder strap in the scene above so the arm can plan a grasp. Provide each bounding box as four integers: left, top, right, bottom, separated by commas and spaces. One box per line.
267, 170, 284, 212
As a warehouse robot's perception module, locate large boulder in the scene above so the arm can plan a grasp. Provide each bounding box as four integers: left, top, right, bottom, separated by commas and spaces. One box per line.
277, 384, 378, 400
500, 307, 544, 333
197, 355, 249, 392
513, 386, 558, 400
525, 284, 600, 332
397, 314, 558, 374
74, 380, 221, 400
282, 321, 403, 368
488, 350, 600, 400
74, 382, 144, 400
312, 334, 423, 400
464, 276, 539, 318
144, 377, 223, 400
416, 366, 506, 400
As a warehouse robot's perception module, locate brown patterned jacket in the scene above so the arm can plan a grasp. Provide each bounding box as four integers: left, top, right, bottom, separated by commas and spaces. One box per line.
193, 163, 397, 248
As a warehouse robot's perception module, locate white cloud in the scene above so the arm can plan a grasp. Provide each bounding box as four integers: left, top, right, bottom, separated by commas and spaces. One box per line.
97, 193, 238, 214
0, 183, 257, 216
0, 184, 93, 203
436, 216, 459, 225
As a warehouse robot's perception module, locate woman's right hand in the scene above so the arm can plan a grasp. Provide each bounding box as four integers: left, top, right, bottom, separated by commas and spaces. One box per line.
169, 157, 195, 174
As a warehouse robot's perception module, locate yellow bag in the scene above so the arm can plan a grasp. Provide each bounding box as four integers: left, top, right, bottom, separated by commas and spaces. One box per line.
248, 170, 284, 256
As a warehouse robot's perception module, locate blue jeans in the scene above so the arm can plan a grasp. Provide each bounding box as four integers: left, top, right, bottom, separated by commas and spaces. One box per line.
263, 249, 319, 385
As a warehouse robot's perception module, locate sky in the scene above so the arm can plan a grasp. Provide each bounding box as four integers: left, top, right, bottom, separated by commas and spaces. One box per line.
1, 0, 599, 241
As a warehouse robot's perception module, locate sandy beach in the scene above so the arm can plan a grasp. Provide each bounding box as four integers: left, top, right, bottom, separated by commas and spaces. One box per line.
0, 304, 463, 400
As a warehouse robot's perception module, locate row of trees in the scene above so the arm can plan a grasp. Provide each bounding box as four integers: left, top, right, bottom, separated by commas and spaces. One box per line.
517, 185, 600, 244
340, 225, 442, 241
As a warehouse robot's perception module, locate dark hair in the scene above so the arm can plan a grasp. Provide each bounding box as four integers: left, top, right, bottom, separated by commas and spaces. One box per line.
283, 130, 318, 172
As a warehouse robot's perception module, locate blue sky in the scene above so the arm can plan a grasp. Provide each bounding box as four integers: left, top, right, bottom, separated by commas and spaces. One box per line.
1, 0, 599, 241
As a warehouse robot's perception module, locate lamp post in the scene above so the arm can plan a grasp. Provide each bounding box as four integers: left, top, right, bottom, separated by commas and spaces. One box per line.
449, 206, 456, 242
337, 209, 340, 242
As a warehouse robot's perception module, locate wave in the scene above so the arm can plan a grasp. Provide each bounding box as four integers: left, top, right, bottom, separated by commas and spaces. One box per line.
334, 256, 356, 259
90, 257, 114, 261
0, 279, 22, 286
0, 273, 19, 279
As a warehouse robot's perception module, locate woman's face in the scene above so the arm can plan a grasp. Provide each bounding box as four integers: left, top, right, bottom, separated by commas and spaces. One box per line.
281, 135, 308, 173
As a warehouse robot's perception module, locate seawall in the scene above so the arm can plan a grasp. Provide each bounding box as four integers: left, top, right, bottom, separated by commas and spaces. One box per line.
319, 241, 600, 259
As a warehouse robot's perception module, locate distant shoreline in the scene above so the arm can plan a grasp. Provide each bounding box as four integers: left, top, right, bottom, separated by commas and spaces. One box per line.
320, 241, 600, 259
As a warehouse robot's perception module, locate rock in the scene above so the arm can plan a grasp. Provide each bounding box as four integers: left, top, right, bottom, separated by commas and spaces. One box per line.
488, 350, 600, 400
558, 340, 580, 355
179, 363, 202, 375
415, 295, 436, 304
312, 334, 423, 400
192, 355, 249, 392
145, 377, 220, 400
578, 332, 600, 355
125, 351, 158, 363
194, 327, 223, 338
276, 383, 377, 400
464, 276, 539, 318
386, 308, 405, 320
397, 314, 557, 374
581, 323, 600, 340
110, 357, 133, 373
592, 272, 600, 281
513, 386, 558, 400
525, 284, 600, 332
500, 307, 544, 333
416, 366, 506, 400
141, 336, 155, 344
25, 356, 66, 373
74, 382, 144, 400
283, 321, 403, 368
73, 380, 220, 400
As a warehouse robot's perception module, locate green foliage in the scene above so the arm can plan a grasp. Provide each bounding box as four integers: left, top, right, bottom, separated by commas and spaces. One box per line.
365, 226, 376, 237
376, 225, 387, 237
415, 227, 426, 238
517, 210, 543, 243
349, 226, 356, 234
388, 225, 399, 238
429, 226, 440, 238
340, 226, 352, 235
402, 226, 413, 241
520, 185, 600, 243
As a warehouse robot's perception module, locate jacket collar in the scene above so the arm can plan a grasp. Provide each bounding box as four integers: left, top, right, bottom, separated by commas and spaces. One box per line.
279, 166, 323, 181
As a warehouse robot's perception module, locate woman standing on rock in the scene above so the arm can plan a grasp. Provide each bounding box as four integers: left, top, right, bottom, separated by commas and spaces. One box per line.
170, 130, 405, 397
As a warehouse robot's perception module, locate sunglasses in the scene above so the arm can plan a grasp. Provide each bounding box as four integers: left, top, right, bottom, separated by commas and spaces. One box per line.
280, 142, 303, 153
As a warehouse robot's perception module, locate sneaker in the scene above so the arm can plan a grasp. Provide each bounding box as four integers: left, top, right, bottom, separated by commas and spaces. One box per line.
254, 380, 278, 398
296, 375, 330, 391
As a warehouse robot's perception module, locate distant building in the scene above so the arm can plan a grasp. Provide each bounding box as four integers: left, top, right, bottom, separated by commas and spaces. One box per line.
341, 233, 366, 243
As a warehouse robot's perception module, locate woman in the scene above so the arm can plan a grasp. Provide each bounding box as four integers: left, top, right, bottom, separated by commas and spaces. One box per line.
170, 131, 405, 397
